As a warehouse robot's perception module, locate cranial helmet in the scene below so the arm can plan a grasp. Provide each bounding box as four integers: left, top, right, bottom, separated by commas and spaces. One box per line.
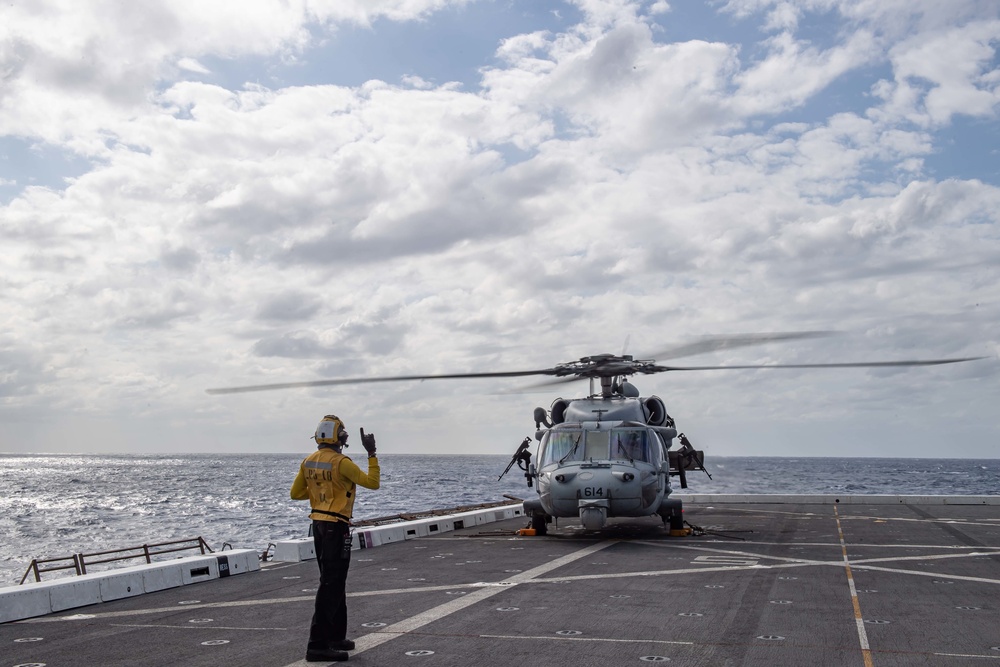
314, 414, 347, 446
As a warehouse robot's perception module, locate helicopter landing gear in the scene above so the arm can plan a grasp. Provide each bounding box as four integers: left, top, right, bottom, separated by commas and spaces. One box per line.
667, 508, 686, 535
530, 512, 550, 536
658, 497, 688, 536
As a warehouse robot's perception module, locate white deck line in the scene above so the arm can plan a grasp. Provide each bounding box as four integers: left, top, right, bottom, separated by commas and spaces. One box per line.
677, 494, 1000, 505
834, 504, 873, 667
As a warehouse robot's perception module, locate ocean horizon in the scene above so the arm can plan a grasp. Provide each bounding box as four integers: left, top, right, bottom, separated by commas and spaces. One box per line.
2, 453, 997, 585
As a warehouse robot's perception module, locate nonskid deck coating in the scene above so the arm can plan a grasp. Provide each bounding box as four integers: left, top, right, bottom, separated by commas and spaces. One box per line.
5, 500, 1000, 667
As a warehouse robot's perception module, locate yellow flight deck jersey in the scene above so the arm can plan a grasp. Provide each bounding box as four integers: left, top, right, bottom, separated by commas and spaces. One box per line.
291, 448, 380, 523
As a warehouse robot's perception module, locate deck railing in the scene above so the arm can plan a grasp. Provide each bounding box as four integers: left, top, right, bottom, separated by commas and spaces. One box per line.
20, 537, 214, 584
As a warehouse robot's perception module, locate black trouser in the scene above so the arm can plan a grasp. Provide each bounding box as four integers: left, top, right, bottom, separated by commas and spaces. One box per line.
308, 519, 351, 649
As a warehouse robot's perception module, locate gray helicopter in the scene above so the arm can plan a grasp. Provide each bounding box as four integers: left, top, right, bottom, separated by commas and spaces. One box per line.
498, 363, 698, 536
207, 332, 982, 535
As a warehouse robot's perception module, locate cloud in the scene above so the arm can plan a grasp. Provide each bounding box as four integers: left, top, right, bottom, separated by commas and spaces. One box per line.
256, 291, 322, 322
878, 21, 1000, 126
733, 29, 878, 115
0, 0, 997, 456
0, 0, 477, 149
177, 57, 211, 75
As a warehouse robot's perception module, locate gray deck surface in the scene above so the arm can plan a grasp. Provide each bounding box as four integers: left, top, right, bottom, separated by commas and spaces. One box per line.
5, 501, 1000, 666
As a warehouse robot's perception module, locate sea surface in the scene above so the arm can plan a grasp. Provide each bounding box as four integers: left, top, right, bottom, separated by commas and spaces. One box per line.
1, 454, 998, 585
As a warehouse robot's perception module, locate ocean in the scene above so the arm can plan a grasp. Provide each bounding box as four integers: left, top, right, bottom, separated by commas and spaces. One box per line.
1, 453, 998, 585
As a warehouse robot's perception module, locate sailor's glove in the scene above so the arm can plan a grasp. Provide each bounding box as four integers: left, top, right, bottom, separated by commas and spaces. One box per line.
360, 428, 377, 457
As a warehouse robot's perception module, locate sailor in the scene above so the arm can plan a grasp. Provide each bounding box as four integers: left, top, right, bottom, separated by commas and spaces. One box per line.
291, 414, 380, 663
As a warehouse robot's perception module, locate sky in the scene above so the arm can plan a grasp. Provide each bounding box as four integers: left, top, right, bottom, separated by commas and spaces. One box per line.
1, 0, 998, 459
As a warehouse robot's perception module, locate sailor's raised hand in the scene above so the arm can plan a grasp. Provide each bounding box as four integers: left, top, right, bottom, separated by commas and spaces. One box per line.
360, 428, 377, 457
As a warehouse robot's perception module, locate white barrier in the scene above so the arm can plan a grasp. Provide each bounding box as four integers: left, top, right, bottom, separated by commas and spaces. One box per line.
180, 556, 219, 585
447, 508, 497, 527
404, 517, 457, 535
138, 560, 186, 593
360, 524, 407, 548
0, 583, 52, 624
274, 538, 315, 562
97, 566, 147, 601
217, 548, 261, 576
425, 517, 456, 534
46, 575, 103, 612
402, 520, 432, 539
0, 551, 261, 624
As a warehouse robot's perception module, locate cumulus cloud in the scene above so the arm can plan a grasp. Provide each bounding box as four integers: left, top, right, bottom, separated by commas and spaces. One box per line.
0, 0, 997, 456
877, 21, 1000, 126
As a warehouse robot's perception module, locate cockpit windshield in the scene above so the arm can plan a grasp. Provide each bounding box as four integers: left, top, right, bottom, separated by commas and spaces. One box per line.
540, 428, 653, 465
539, 430, 583, 466
612, 430, 650, 462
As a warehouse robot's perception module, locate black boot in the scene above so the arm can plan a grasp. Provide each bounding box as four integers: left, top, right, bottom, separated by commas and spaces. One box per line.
306, 647, 349, 662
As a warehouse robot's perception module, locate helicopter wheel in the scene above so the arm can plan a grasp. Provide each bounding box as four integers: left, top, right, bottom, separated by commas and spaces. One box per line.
531, 512, 549, 536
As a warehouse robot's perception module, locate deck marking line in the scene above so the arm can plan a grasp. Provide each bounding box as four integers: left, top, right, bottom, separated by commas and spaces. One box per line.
850, 552, 1000, 565
849, 564, 1000, 586
656, 539, 1000, 550
638, 541, 835, 565
933, 653, 1000, 660
109, 623, 287, 631
836, 504, 874, 667
19, 596, 318, 622
481, 634, 694, 645
279, 539, 620, 667
528, 563, 795, 583
722, 506, 1000, 528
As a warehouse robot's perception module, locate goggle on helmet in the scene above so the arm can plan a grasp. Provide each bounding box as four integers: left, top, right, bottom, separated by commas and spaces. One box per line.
314, 415, 347, 446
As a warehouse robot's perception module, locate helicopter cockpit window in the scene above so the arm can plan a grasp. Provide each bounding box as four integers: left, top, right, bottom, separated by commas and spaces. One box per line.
541, 429, 652, 464
611, 429, 650, 463
540, 431, 583, 466
584, 431, 609, 460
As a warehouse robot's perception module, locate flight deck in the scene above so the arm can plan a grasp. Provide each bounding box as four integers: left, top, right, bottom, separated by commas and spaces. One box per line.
4, 497, 1000, 667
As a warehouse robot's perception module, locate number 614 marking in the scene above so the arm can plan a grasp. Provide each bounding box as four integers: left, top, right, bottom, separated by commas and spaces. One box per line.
582, 487, 604, 497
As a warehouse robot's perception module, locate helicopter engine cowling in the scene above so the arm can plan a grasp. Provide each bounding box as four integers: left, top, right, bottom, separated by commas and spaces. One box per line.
550, 398, 569, 424
643, 395, 669, 426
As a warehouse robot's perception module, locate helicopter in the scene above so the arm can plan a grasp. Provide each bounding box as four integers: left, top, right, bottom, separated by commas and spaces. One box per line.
207, 331, 983, 535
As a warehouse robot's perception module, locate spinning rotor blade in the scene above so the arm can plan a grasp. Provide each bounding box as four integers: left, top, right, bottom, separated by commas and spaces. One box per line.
648, 331, 836, 361
206, 368, 557, 395
513, 375, 589, 391
509, 354, 984, 391
206, 327, 985, 395
652, 357, 986, 373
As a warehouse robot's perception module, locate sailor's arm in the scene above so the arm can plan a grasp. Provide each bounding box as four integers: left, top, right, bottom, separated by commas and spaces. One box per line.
290, 465, 309, 500
340, 456, 380, 490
